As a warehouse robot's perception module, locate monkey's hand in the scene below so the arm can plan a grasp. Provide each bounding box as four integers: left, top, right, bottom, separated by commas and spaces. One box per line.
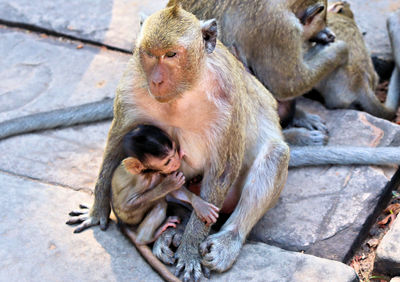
162, 172, 186, 193
192, 197, 219, 226
153, 227, 183, 265
175, 239, 209, 282
66, 204, 106, 233
292, 108, 328, 134
200, 229, 243, 273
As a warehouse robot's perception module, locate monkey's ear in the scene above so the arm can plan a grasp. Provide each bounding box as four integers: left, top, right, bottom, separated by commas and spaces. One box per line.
200, 19, 217, 54
140, 12, 148, 27
123, 157, 144, 175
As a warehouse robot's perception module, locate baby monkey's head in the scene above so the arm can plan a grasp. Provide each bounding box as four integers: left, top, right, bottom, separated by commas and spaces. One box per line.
122, 124, 184, 175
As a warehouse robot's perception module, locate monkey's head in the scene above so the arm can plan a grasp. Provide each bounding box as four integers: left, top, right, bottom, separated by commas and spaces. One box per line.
136, 3, 217, 103
328, 2, 354, 19
300, 1, 336, 45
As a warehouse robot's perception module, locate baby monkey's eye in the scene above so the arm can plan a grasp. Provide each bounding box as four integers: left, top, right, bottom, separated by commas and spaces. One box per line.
164, 159, 171, 166
165, 51, 177, 58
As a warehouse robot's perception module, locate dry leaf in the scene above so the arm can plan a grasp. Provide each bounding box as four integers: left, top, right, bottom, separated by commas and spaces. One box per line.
40, 33, 48, 38
76, 44, 84, 49
350, 257, 361, 273
378, 214, 396, 228
366, 238, 379, 248
384, 203, 400, 215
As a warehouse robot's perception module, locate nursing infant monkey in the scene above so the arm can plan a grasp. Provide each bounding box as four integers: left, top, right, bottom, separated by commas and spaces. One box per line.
111, 124, 219, 243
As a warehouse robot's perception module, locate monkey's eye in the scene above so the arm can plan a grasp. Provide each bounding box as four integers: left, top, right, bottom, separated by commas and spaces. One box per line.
145, 50, 154, 58
164, 159, 171, 166
165, 51, 177, 58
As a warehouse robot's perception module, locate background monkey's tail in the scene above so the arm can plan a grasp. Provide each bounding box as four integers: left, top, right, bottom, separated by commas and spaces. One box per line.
0, 98, 113, 140
121, 225, 181, 282
290, 146, 400, 167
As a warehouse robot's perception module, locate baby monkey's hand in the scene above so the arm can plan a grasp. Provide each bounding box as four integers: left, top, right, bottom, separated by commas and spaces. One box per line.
163, 171, 185, 192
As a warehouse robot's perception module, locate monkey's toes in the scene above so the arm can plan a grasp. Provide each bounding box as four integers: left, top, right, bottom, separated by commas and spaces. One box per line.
200, 230, 243, 272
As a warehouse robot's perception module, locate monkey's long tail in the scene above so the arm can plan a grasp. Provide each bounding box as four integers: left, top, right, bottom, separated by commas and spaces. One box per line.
0, 98, 113, 140
122, 226, 181, 282
289, 146, 400, 167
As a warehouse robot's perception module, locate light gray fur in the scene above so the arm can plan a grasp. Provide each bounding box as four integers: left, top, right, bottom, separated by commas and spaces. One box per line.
290, 146, 400, 167
0, 98, 113, 139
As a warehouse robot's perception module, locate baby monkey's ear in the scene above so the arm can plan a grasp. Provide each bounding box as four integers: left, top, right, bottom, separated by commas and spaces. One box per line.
123, 157, 145, 175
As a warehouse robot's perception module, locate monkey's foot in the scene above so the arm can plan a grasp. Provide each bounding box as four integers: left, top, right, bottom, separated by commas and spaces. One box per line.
283, 127, 328, 146
175, 240, 208, 282
153, 227, 183, 265
66, 204, 109, 233
292, 109, 328, 133
200, 229, 243, 273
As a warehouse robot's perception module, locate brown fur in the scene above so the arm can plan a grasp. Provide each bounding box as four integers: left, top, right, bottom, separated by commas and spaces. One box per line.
81, 4, 288, 280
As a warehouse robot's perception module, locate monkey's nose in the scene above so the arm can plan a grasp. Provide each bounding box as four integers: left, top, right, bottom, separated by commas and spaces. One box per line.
151, 79, 164, 88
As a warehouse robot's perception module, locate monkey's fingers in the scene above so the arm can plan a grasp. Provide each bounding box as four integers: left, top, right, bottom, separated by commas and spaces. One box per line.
69, 210, 88, 216
202, 265, 211, 279
100, 216, 109, 231
66, 215, 88, 225
74, 218, 100, 233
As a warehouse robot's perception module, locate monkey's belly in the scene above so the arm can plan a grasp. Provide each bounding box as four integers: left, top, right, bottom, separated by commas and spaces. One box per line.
187, 182, 239, 214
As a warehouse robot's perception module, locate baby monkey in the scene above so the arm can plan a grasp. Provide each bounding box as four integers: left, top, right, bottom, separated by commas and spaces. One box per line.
111, 124, 219, 245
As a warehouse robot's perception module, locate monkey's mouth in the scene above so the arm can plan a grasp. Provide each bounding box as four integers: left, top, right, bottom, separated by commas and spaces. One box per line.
147, 88, 181, 103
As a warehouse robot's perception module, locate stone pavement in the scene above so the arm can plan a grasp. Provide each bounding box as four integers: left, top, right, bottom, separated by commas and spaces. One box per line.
0, 0, 399, 281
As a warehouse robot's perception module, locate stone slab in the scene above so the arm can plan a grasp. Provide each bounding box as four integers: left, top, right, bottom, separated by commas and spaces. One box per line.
0, 27, 129, 123
213, 243, 358, 282
250, 99, 400, 262
345, 0, 400, 61
0, 172, 163, 282
0, 0, 168, 52
375, 217, 400, 276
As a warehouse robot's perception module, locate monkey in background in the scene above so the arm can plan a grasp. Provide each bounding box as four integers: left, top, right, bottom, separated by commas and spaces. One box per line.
313, 1, 400, 120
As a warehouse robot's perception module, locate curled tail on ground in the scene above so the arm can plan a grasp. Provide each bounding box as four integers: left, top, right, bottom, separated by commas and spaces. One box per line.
0, 98, 113, 140
290, 146, 400, 167
0, 99, 399, 167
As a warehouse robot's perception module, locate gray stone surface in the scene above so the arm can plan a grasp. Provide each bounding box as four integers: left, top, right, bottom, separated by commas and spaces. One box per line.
0, 28, 131, 190
375, 217, 400, 276
213, 243, 358, 282
0, 27, 129, 123
0, 0, 168, 51
342, 0, 400, 61
0, 172, 163, 282
250, 99, 400, 262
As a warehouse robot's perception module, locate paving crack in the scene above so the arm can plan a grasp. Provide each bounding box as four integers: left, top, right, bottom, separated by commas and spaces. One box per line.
0, 19, 131, 54
0, 168, 93, 194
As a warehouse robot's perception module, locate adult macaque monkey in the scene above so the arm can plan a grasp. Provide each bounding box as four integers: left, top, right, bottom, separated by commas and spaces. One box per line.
313, 2, 400, 120
176, 0, 349, 145
71, 2, 291, 280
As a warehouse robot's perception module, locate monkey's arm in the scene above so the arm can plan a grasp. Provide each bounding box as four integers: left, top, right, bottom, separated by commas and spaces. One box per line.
0, 98, 113, 140
121, 182, 178, 212
170, 187, 219, 225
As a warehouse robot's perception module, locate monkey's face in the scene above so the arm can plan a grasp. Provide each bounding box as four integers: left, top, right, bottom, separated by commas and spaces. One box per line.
139, 45, 199, 103
145, 142, 185, 174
